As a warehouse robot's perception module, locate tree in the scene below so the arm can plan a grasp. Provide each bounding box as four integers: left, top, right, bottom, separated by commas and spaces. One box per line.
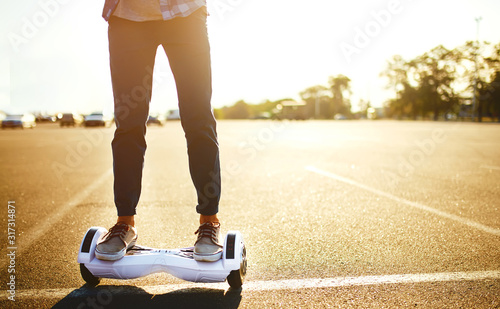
219, 100, 250, 119
478, 42, 500, 121
492, 71, 500, 122
381, 55, 409, 95
412, 45, 458, 120
357, 98, 370, 117
381, 55, 420, 119
299, 85, 330, 119
480, 71, 500, 121
382, 46, 463, 120
328, 75, 351, 117
455, 41, 500, 121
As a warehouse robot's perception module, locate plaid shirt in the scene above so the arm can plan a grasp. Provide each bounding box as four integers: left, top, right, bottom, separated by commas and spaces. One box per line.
103, 0, 206, 21
160, 0, 206, 20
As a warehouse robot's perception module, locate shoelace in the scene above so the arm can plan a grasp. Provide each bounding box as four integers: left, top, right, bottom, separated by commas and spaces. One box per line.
195, 222, 220, 244
103, 222, 130, 241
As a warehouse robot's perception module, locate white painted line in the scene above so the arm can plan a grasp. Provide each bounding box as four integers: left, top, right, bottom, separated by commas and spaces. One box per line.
480, 165, 500, 171
241, 270, 500, 291
9, 270, 500, 299
306, 166, 500, 237
0, 169, 113, 269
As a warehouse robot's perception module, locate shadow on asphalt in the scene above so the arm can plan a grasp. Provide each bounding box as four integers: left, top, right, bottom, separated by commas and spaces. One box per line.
52, 284, 242, 308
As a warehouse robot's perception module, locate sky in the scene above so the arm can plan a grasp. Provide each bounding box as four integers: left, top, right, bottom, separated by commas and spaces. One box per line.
1, 0, 500, 115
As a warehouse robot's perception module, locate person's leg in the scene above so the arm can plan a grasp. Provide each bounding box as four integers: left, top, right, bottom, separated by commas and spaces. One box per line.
160, 8, 221, 221
109, 17, 158, 221
200, 214, 219, 224
96, 17, 158, 261
160, 8, 222, 261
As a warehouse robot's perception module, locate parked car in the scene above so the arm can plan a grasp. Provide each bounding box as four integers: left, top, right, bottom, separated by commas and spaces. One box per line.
166, 109, 181, 120
83, 113, 113, 127
60, 113, 83, 127
36, 114, 56, 122
147, 115, 165, 126
334, 113, 348, 120
1, 114, 36, 129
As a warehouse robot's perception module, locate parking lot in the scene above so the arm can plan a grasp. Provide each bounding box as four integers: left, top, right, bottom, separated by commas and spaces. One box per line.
1, 120, 499, 308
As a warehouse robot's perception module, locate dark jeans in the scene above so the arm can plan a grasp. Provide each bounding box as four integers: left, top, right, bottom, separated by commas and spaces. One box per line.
108, 7, 220, 217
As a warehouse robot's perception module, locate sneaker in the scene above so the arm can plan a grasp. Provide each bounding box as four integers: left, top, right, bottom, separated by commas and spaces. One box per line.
95, 222, 138, 261
194, 222, 223, 262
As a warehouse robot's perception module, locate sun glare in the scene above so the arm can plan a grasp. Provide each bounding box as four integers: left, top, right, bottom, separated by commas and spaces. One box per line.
2, 0, 500, 114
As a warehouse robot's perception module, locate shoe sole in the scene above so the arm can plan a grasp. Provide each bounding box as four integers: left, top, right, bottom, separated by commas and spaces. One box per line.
193, 250, 222, 262
95, 238, 137, 261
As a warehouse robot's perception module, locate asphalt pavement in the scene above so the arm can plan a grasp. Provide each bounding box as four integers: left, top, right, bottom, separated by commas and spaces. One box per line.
0, 120, 499, 308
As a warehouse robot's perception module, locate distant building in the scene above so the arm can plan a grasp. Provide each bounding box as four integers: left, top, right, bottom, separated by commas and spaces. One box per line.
273, 100, 307, 120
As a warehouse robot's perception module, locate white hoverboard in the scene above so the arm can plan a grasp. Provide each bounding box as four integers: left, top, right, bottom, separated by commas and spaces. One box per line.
77, 227, 247, 288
